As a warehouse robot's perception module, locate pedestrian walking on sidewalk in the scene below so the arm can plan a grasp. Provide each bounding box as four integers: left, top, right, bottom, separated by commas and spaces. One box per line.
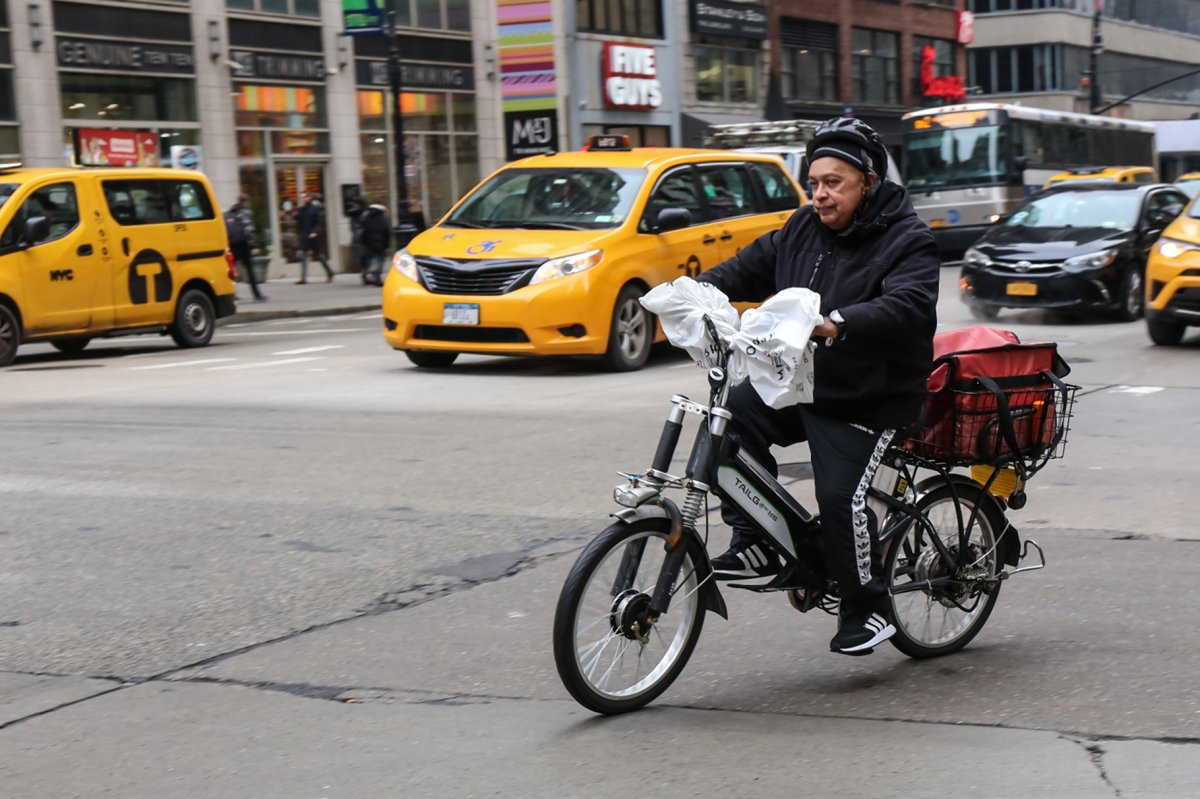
296, 192, 334, 284
225, 195, 266, 302
361, 201, 392, 286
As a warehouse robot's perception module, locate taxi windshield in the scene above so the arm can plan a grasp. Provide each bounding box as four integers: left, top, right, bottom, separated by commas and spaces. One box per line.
445, 167, 646, 230
0, 184, 19, 209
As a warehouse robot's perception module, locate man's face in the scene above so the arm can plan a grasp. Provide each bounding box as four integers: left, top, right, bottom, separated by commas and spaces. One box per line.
300, 193, 311, 204
809, 157, 876, 232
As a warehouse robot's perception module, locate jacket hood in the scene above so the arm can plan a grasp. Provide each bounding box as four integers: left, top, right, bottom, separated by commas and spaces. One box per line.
368, 203, 388, 212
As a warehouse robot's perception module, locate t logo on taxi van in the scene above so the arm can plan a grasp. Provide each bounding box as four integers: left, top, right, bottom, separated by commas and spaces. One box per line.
466, 240, 501, 255
50, 269, 74, 282
128, 249, 173, 304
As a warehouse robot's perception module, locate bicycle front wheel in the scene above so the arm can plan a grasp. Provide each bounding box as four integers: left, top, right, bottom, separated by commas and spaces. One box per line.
553, 518, 706, 715
885, 482, 1005, 658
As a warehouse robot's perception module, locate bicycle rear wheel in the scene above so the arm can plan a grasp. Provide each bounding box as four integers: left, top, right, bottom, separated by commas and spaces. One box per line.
553, 518, 706, 714
885, 482, 1005, 658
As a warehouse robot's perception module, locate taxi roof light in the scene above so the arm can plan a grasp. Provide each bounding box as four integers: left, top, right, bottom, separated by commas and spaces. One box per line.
586, 134, 632, 152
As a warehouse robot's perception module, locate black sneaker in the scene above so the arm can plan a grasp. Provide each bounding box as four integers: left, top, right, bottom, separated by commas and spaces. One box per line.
710, 542, 780, 580
830, 611, 895, 655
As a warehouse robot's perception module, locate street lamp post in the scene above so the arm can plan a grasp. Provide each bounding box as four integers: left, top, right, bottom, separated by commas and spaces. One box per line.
386, 8, 422, 248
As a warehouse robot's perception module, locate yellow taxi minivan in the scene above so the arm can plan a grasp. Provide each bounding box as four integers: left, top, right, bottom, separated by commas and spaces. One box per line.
1174, 171, 1200, 199
382, 136, 805, 370
1145, 190, 1200, 345
0, 166, 237, 365
1044, 166, 1157, 188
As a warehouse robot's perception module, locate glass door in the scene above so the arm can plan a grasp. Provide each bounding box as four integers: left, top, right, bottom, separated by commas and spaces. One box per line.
274, 164, 326, 263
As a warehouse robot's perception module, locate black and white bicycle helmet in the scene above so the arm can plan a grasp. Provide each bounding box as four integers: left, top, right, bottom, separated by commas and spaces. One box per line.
805, 117, 889, 182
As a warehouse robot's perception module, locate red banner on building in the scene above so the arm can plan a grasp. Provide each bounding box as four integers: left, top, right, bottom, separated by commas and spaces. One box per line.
74, 129, 160, 167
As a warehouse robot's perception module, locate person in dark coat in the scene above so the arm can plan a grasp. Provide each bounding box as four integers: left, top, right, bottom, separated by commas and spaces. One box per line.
360, 202, 392, 286
295, 192, 334, 284
225, 194, 265, 301
695, 117, 941, 656
347, 197, 368, 280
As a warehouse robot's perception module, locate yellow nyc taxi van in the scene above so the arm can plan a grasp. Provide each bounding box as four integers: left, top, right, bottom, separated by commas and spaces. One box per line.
1043, 166, 1157, 188
1145, 190, 1200, 345
0, 166, 237, 366
382, 136, 805, 370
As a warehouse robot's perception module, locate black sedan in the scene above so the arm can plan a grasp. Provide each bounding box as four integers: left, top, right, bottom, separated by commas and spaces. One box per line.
960, 183, 1189, 321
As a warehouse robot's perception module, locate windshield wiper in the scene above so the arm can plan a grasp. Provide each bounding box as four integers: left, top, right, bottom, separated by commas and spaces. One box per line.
517, 221, 589, 231
442, 219, 488, 228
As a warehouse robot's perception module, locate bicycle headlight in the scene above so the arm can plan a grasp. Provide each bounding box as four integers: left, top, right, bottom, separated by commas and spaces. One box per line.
1063, 248, 1118, 270
1156, 237, 1200, 259
391, 249, 419, 281
963, 247, 992, 268
530, 249, 603, 285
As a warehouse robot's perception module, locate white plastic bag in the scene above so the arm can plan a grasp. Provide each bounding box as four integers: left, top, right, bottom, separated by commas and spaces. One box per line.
639, 277, 740, 368
730, 289, 822, 408
640, 278, 822, 409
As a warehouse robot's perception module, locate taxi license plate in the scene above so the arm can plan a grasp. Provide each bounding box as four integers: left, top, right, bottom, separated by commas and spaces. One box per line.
1006, 282, 1038, 297
442, 303, 479, 325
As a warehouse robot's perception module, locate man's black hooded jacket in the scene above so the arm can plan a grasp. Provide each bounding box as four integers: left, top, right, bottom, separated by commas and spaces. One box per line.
696, 181, 940, 430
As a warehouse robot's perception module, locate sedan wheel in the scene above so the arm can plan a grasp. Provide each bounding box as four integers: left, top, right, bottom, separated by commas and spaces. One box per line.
1116, 267, 1144, 322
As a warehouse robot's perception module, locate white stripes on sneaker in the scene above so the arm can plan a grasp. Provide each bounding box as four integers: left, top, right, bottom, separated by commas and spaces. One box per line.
739, 545, 768, 569
837, 612, 896, 653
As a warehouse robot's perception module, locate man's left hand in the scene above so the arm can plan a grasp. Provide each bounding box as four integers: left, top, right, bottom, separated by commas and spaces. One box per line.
812, 316, 839, 339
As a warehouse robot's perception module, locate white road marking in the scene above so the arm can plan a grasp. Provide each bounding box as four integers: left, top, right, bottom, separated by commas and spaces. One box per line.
206, 356, 324, 371
354, 312, 383, 320
1110, 385, 1164, 395
219, 328, 363, 337
130, 358, 238, 370
271, 345, 346, 355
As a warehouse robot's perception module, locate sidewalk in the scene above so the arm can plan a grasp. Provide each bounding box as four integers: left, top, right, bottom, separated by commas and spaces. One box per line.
221, 260, 384, 325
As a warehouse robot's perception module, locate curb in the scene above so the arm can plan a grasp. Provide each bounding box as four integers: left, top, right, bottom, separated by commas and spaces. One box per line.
220, 304, 382, 326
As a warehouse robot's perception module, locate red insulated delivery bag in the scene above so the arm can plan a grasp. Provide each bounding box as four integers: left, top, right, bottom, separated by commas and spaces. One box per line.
906, 326, 1076, 466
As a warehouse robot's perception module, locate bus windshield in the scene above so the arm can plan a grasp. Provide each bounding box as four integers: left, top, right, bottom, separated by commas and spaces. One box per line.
904, 126, 1008, 190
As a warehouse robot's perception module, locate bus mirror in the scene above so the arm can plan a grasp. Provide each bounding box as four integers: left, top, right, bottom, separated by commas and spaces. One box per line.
1014, 155, 1029, 171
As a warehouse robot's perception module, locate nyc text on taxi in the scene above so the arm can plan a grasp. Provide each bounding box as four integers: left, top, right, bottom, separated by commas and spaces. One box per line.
382, 136, 804, 370
0, 166, 237, 366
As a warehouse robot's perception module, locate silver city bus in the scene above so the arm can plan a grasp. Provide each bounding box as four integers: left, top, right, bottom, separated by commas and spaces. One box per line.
901, 103, 1157, 256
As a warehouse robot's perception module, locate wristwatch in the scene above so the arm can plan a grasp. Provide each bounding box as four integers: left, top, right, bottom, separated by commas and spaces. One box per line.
829, 309, 847, 339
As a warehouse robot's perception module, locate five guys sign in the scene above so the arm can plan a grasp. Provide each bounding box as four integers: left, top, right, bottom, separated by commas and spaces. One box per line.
602, 42, 662, 110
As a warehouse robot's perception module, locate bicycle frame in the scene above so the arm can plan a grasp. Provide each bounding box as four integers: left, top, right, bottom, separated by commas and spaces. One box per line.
614, 361, 1026, 619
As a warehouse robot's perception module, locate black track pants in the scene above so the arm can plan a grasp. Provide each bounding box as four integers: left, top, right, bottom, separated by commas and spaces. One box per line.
721, 382, 895, 615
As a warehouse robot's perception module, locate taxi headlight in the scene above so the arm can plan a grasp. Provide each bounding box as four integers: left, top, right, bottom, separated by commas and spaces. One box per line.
963, 247, 992, 267
1156, 237, 1199, 259
530, 249, 603, 285
1063, 248, 1118, 270
391, 249, 419, 281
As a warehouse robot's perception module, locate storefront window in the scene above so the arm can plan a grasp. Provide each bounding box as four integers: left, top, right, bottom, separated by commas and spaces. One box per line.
356, 85, 477, 220
225, 0, 320, 16
386, 0, 472, 32
852, 28, 900, 105
60, 74, 197, 123
577, 0, 662, 38
235, 84, 326, 129
695, 44, 760, 104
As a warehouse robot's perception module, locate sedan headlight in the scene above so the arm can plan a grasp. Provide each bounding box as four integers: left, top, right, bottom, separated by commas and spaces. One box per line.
1156, 237, 1200, 259
963, 247, 992, 267
530, 249, 603, 285
1063, 248, 1118, 270
391, 249, 419, 281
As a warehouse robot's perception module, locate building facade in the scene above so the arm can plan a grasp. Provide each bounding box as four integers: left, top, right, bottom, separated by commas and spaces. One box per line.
967, 0, 1200, 121
2, 0, 492, 274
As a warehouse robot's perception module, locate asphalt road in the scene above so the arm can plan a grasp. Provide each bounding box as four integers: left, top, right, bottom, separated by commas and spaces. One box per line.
3, 271, 1200, 797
